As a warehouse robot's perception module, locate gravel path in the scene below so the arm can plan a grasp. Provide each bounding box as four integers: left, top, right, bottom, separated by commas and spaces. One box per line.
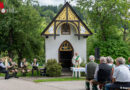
0, 78, 86, 90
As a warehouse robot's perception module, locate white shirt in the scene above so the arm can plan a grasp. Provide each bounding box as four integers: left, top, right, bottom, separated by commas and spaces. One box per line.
113, 65, 130, 82
94, 65, 99, 79
72, 56, 82, 65
0, 62, 6, 68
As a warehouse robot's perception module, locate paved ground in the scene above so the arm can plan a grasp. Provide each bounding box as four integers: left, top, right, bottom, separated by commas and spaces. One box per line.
0, 78, 86, 90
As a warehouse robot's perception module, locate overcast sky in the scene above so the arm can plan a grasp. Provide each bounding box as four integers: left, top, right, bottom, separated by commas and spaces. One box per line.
38, 0, 76, 6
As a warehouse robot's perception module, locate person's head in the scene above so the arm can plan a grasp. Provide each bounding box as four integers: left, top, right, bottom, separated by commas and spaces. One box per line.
9, 58, 12, 62
34, 58, 37, 63
100, 56, 107, 64
106, 56, 114, 64
23, 58, 26, 62
89, 55, 95, 61
116, 57, 125, 66
75, 52, 78, 56
128, 57, 130, 63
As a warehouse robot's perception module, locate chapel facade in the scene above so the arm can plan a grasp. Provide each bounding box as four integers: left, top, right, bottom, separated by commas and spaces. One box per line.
41, 2, 92, 68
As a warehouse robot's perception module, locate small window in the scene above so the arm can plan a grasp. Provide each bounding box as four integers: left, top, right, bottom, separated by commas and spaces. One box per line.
61, 23, 70, 35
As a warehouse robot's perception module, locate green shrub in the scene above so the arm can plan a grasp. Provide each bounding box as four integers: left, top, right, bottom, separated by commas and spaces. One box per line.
46, 59, 62, 77
94, 39, 129, 60
80, 61, 86, 67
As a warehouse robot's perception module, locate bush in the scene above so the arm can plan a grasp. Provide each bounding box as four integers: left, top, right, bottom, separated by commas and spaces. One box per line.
46, 59, 62, 77
94, 39, 129, 60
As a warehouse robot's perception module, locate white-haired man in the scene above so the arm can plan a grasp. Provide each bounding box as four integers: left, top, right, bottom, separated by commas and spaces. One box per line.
91, 57, 112, 89
85, 55, 98, 90
105, 57, 130, 90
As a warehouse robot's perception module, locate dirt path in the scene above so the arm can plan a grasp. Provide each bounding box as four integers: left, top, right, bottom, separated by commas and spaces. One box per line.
0, 78, 85, 90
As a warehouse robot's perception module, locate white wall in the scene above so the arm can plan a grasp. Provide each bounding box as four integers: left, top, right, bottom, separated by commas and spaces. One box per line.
45, 24, 87, 63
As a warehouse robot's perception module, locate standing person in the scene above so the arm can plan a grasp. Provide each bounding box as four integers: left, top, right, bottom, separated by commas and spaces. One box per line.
105, 57, 130, 90
0, 58, 10, 79
21, 58, 30, 76
85, 55, 98, 90
72, 52, 82, 68
90, 57, 112, 90
32, 58, 39, 76
8, 58, 18, 78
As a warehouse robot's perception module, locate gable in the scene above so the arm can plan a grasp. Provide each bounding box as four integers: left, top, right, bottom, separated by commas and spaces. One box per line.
41, 2, 92, 39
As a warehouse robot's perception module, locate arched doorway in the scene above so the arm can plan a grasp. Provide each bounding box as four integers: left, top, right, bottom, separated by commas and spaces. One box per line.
59, 40, 74, 68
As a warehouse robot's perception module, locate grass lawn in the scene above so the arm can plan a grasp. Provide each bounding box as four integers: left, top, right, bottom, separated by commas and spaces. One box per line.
34, 77, 85, 83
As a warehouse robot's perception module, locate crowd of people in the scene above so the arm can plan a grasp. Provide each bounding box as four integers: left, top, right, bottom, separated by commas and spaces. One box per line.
0, 57, 39, 79
85, 56, 130, 90
0, 55, 130, 90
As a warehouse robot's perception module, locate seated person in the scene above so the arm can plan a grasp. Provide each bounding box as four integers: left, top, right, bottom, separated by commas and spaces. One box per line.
8, 58, 18, 78
0, 58, 10, 79
105, 57, 130, 90
32, 58, 39, 76
106, 56, 115, 78
85, 55, 98, 90
90, 57, 112, 90
21, 58, 30, 76
106, 56, 115, 68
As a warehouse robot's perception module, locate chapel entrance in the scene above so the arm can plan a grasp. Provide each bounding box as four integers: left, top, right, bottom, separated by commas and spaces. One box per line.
59, 40, 74, 68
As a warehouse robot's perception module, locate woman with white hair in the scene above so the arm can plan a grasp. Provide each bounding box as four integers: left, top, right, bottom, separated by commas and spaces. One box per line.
106, 56, 115, 77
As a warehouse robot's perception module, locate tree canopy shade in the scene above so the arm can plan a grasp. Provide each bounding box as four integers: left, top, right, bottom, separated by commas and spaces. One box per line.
73, 0, 130, 59
0, 0, 45, 66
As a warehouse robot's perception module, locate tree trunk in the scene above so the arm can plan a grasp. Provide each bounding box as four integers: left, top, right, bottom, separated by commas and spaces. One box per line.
17, 49, 22, 67
123, 25, 127, 41
8, 26, 13, 58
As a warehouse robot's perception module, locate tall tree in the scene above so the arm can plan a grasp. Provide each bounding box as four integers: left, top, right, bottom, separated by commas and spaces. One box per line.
0, 0, 45, 66
73, 0, 130, 59
75, 0, 129, 41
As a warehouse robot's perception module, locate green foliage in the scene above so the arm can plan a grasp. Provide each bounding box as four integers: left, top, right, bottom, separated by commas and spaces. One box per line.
0, 51, 8, 58
94, 39, 129, 59
46, 59, 62, 77
80, 61, 86, 67
76, 0, 130, 59
0, 0, 45, 66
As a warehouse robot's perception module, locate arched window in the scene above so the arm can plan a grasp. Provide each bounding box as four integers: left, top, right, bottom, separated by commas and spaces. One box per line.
59, 40, 73, 51
61, 23, 70, 35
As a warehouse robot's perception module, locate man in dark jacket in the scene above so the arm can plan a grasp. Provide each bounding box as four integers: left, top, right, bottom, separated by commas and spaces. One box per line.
91, 56, 112, 90
0, 58, 10, 79
85, 55, 98, 90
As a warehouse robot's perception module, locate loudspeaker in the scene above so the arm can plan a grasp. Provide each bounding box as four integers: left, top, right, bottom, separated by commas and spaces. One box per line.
95, 47, 100, 60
